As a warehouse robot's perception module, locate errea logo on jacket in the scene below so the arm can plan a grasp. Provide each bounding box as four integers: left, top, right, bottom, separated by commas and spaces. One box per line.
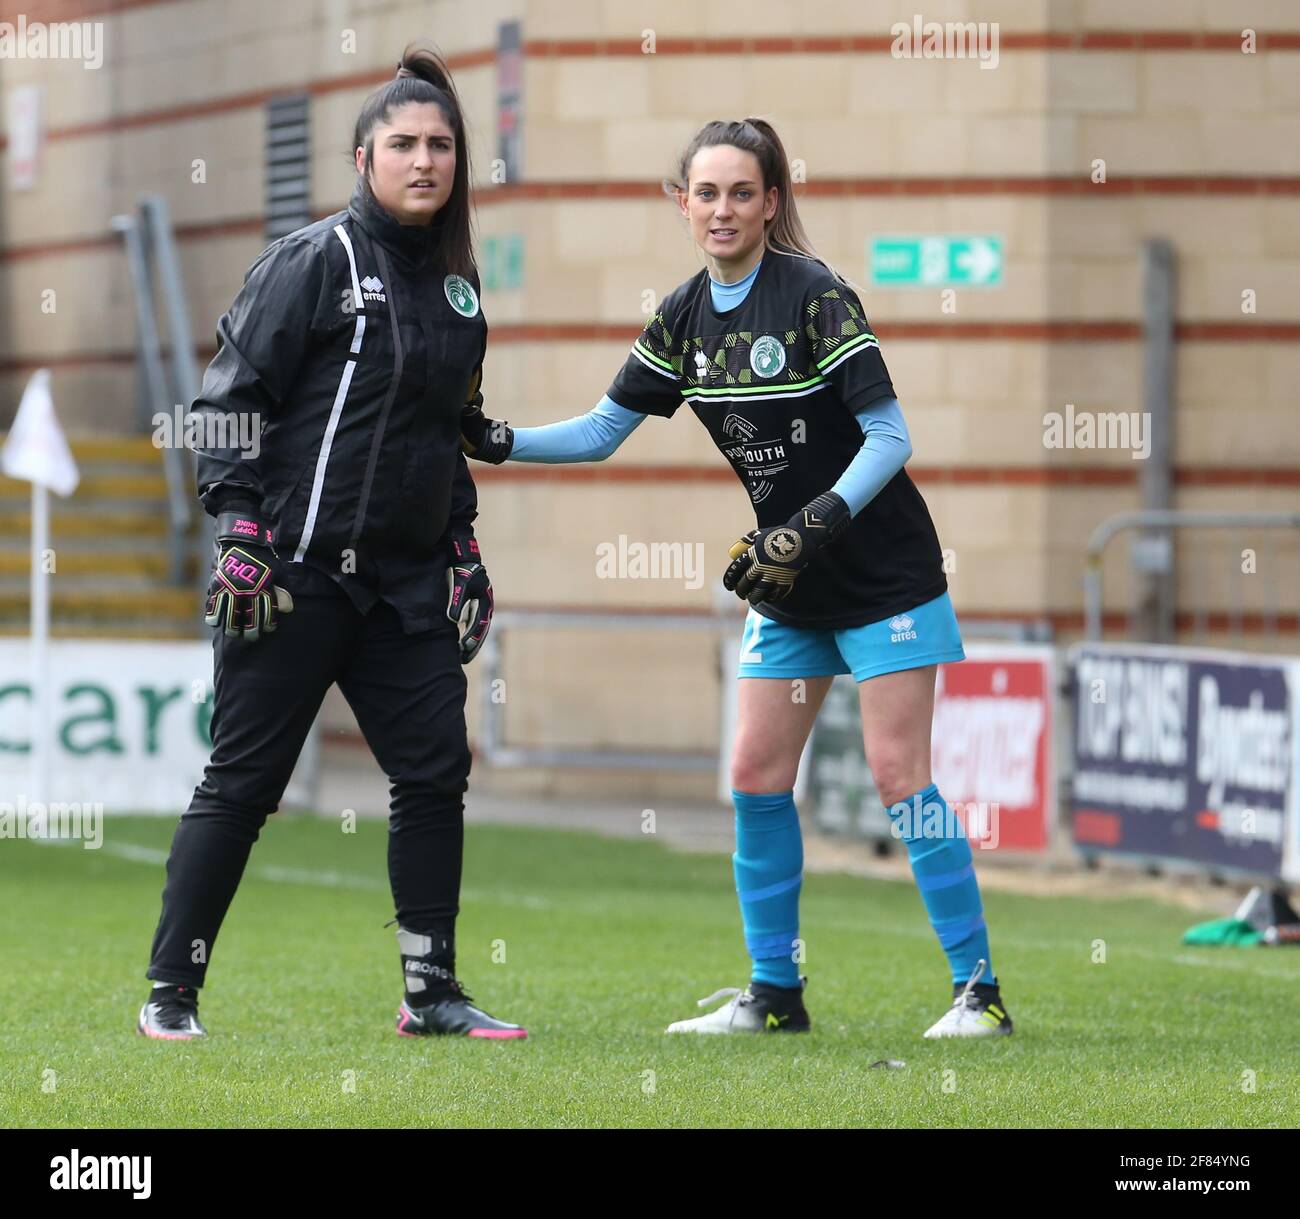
360, 275, 386, 303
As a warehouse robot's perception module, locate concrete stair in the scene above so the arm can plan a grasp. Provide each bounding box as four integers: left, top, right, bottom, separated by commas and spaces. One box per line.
0, 434, 202, 639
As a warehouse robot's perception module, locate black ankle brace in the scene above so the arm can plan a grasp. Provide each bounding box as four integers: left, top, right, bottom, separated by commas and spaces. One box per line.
396, 925, 457, 1001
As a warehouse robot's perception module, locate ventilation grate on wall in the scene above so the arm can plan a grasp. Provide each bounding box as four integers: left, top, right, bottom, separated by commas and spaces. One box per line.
265, 93, 311, 242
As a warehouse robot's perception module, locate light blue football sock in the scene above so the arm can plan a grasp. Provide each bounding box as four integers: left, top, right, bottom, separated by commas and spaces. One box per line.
731, 789, 803, 989
888, 783, 996, 988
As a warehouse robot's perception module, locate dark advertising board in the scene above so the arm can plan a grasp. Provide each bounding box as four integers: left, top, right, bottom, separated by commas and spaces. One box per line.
1070, 644, 1294, 879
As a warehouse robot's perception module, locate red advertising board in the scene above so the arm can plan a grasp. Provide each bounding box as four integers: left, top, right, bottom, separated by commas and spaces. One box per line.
931, 646, 1055, 851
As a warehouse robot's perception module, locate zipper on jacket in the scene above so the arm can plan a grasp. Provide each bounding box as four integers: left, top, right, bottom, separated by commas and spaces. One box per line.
348, 241, 404, 548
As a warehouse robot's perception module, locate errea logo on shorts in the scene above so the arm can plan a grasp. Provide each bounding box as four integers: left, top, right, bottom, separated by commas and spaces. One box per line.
889, 614, 918, 643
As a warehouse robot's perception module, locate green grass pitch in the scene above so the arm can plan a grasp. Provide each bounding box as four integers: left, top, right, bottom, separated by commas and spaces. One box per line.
2, 813, 1296, 1128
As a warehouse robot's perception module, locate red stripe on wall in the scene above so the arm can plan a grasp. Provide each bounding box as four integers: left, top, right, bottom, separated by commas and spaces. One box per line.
1, 26, 1298, 153
0, 51, 495, 149
473, 465, 1106, 487
1177, 468, 1300, 487
523, 32, 1300, 55
473, 176, 1300, 204
471, 604, 1300, 635
0, 362, 1291, 488
2, 2, 1294, 46
468, 465, 1300, 489
1176, 322, 1300, 342
0, 350, 137, 372
6, 316, 1300, 377
7, 176, 1300, 264
1050, 611, 1300, 634
0, 215, 265, 264
485, 321, 1300, 344
0, 0, 159, 20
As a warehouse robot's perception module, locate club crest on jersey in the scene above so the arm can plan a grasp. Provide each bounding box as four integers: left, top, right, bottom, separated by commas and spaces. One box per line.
694, 349, 710, 381
444, 274, 479, 318
764, 528, 802, 563
750, 335, 786, 378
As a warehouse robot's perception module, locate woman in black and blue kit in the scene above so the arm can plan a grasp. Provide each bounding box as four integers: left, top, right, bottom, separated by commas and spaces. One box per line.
462, 119, 1013, 1039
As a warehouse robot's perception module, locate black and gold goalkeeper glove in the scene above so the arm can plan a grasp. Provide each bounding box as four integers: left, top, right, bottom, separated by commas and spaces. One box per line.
722, 492, 851, 605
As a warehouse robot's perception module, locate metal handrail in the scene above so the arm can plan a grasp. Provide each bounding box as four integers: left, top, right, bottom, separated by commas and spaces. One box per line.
141, 195, 211, 612
1084, 509, 1300, 640
111, 210, 192, 585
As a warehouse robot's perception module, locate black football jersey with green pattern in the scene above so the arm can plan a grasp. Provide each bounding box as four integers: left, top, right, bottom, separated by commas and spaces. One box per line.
607, 253, 948, 630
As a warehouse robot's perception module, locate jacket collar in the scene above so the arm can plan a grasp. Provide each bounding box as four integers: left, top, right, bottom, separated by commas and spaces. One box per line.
347, 176, 443, 270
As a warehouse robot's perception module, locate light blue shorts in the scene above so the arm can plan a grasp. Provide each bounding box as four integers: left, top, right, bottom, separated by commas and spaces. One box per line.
735, 590, 966, 683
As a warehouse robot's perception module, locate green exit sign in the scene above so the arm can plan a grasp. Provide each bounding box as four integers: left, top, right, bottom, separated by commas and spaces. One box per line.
870, 235, 1003, 287
481, 233, 524, 291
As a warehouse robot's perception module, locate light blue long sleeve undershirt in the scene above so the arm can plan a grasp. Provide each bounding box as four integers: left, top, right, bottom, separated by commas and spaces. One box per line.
510, 395, 912, 518
508, 260, 913, 516
510, 395, 649, 463
829, 396, 912, 515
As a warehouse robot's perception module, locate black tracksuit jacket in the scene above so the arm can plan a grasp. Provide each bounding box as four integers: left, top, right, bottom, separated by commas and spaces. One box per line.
192, 176, 485, 633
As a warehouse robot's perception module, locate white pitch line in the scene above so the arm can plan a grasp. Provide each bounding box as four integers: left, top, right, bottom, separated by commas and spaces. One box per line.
91, 839, 551, 909
65, 842, 1300, 971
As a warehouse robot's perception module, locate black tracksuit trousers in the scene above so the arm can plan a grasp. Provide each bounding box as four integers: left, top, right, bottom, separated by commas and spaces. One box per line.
145, 582, 471, 988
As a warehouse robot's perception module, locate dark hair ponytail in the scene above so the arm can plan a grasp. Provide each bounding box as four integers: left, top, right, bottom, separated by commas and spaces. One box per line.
352, 40, 475, 277
665, 117, 845, 281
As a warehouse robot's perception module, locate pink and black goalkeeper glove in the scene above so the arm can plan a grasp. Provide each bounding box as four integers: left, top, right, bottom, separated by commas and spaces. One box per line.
446, 533, 493, 664
203, 507, 295, 642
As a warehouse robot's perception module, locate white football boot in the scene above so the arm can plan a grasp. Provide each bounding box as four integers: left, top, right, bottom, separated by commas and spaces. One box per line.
136, 985, 207, 1040
665, 979, 810, 1034
922, 959, 1013, 1039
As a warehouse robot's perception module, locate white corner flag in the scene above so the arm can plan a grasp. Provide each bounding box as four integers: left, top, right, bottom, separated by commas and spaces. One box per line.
2, 369, 79, 823
2, 369, 79, 495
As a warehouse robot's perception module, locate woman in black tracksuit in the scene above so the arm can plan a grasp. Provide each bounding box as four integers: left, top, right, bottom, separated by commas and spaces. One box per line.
136, 44, 526, 1041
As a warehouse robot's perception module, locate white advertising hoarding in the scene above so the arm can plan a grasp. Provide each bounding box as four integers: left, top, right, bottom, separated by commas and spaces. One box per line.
0, 639, 318, 814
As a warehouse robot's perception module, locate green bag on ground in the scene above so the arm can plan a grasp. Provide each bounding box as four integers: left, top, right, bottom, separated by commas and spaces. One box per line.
1181, 917, 1262, 946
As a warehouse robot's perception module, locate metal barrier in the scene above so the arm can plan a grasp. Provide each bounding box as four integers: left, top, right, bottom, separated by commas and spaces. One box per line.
478, 609, 1055, 783
1084, 510, 1300, 642
478, 608, 741, 771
